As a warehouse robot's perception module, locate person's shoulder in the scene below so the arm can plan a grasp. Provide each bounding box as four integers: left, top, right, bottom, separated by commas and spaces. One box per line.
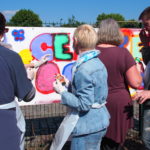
115, 46, 126, 51
0, 45, 22, 65
79, 58, 104, 74
108, 46, 126, 54
116, 47, 130, 54
0, 45, 19, 57
113, 47, 133, 62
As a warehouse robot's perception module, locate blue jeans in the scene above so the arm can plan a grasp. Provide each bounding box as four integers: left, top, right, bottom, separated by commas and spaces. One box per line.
71, 129, 107, 150
142, 108, 150, 150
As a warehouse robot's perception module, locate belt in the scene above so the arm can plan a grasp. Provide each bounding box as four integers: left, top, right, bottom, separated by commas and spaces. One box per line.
91, 101, 107, 109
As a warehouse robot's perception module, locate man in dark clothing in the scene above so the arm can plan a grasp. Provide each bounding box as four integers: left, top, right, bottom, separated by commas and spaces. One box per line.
134, 6, 150, 150
0, 12, 35, 150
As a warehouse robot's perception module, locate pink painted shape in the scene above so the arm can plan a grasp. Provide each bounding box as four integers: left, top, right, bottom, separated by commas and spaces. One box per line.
36, 62, 60, 94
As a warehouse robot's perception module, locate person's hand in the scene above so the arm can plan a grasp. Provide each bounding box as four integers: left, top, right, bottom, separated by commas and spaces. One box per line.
63, 76, 70, 87
53, 79, 67, 94
55, 74, 70, 87
24, 63, 35, 69
26, 68, 35, 80
34, 54, 51, 68
40, 54, 51, 62
132, 90, 150, 104
139, 29, 150, 47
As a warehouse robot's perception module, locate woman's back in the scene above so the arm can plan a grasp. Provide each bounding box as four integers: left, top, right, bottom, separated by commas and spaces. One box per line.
98, 46, 135, 92
97, 46, 136, 143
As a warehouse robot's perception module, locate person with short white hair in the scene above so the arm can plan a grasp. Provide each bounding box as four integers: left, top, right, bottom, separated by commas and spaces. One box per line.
51, 24, 110, 150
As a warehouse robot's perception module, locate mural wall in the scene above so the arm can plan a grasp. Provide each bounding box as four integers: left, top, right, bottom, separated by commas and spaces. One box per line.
4, 27, 143, 105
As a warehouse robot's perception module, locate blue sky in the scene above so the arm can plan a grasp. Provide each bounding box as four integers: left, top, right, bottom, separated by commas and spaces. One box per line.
1, 0, 150, 24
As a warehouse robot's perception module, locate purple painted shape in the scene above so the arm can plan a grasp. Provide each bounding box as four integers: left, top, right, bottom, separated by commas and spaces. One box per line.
62, 62, 75, 81
30, 34, 53, 61
119, 36, 128, 48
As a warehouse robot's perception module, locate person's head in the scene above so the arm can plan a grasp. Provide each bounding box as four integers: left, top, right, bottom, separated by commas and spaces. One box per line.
73, 24, 97, 54
0, 13, 6, 36
139, 7, 150, 31
97, 18, 124, 46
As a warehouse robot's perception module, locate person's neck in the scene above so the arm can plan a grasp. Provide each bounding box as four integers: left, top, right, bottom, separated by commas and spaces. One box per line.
79, 49, 91, 55
97, 44, 116, 48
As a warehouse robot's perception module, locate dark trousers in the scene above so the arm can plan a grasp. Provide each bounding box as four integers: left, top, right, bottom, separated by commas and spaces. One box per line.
101, 137, 125, 150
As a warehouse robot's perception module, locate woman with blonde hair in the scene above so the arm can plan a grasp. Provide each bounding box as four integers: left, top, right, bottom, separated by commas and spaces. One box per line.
96, 18, 142, 150
51, 24, 110, 150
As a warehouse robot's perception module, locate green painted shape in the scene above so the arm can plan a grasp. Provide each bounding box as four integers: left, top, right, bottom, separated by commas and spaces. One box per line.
131, 36, 142, 59
54, 34, 72, 60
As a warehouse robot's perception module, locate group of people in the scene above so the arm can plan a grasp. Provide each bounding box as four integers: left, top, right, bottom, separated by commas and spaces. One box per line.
0, 6, 150, 150
51, 6, 150, 150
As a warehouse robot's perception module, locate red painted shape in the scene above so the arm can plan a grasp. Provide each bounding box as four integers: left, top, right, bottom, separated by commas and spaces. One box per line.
41, 42, 53, 51
121, 28, 134, 37
14, 32, 17, 35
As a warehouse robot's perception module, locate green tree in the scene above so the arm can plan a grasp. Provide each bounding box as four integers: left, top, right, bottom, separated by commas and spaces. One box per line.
96, 13, 125, 27
121, 19, 141, 28
61, 15, 85, 27
8, 9, 42, 27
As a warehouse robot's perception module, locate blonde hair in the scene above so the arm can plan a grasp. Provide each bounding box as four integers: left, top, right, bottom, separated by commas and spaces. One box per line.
74, 24, 97, 50
97, 19, 124, 46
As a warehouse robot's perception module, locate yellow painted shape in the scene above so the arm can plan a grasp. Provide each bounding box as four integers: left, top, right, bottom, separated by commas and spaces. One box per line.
19, 49, 33, 64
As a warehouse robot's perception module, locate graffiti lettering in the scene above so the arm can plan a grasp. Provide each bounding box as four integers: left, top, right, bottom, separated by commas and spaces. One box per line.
5, 27, 144, 105
54, 34, 73, 60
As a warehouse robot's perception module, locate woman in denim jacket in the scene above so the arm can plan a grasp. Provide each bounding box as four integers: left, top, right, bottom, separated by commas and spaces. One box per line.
51, 24, 110, 150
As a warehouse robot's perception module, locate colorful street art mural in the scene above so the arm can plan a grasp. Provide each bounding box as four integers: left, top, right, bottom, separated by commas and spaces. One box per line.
3, 27, 143, 105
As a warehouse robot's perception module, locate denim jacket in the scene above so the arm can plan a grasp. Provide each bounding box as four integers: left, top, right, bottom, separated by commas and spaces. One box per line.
61, 51, 110, 136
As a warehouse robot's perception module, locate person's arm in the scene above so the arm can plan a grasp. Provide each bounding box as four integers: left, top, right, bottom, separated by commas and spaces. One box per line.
24, 63, 34, 68
11, 53, 36, 102
121, 48, 142, 89
23, 86, 36, 102
24, 54, 51, 69
33, 54, 50, 68
125, 65, 142, 89
53, 69, 94, 112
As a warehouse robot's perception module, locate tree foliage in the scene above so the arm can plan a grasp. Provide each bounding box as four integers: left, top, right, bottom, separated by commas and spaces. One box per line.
61, 15, 85, 27
8, 9, 42, 27
96, 13, 140, 28
7, 10, 141, 28
121, 19, 141, 28
96, 13, 125, 27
